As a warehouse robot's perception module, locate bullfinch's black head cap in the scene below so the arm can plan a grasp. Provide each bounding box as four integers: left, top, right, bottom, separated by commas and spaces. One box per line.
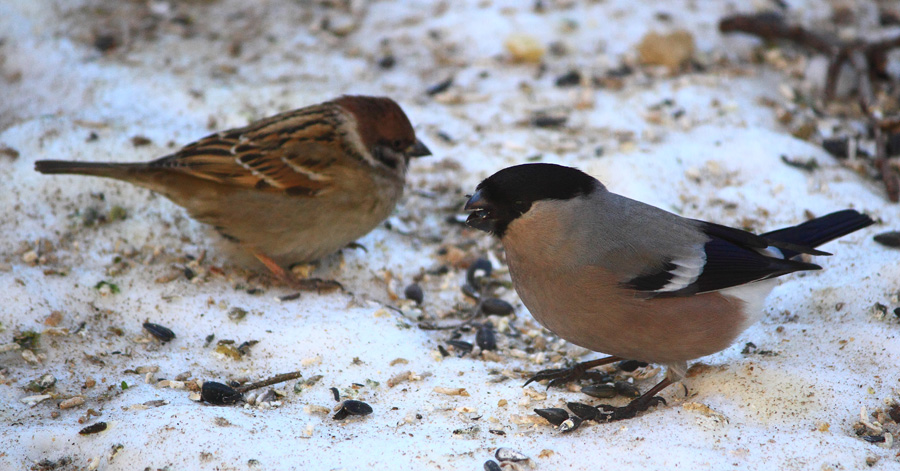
464, 163, 598, 237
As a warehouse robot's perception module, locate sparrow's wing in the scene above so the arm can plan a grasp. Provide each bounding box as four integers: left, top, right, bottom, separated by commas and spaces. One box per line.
147, 106, 344, 196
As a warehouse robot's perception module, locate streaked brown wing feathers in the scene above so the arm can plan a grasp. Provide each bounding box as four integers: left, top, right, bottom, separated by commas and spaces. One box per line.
148, 106, 341, 195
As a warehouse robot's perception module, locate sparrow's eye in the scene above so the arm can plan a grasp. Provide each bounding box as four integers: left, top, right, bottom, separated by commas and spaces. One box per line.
392, 139, 404, 150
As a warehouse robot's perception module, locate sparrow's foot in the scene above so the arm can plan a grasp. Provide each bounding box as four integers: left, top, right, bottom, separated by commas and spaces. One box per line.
597, 395, 667, 422
290, 277, 343, 293
252, 250, 343, 293
524, 356, 622, 388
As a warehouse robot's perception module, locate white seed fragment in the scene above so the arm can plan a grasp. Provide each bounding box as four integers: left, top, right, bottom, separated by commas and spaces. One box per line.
495, 447, 529, 462
157, 380, 185, 389
21, 250, 38, 263
301, 355, 322, 367
433, 387, 469, 397
21, 394, 52, 406
21, 349, 40, 364
683, 402, 729, 425
59, 396, 86, 409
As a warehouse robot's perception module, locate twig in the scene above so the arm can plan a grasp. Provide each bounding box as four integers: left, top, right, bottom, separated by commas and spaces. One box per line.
719, 12, 836, 55
719, 12, 900, 107
873, 120, 900, 202
234, 371, 304, 393
721, 11, 900, 203
417, 281, 502, 331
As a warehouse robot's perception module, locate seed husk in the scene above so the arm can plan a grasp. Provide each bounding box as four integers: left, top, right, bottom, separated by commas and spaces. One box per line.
617, 360, 649, 372
333, 400, 373, 420
480, 298, 514, 316
874, 231, 900, 248
143, 322, 175, 343
581, 384, 617, 399
404, 283, 424, 305
614, 381, 641, 398
78, 422, 107, 435
466, 258, 493, 289
483, 460, 501, 471
447, 340, 474, 354
558, 416, 582, 433
476, 324, 497, 351
201, 381, 242, 405
534, 407, 569, 426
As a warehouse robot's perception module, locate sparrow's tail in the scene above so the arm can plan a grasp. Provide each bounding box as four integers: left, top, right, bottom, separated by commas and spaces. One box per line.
762, 209, 874, 259
34, 160, 147, 180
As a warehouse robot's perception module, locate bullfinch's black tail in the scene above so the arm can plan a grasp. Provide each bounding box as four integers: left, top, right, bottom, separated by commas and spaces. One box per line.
762, 210, 874, 259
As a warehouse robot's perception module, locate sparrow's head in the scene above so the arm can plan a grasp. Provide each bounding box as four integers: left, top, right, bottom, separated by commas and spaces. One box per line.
334, 95, 431, 173
464, 163, 597, 238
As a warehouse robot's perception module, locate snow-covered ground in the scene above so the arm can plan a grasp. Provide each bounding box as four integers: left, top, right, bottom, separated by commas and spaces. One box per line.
2, 1, 898, 469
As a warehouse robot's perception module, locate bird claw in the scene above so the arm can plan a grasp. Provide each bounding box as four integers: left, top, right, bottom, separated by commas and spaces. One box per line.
290, 278, 343, 293
597, 396, 667, 422
524, 362, 601, 388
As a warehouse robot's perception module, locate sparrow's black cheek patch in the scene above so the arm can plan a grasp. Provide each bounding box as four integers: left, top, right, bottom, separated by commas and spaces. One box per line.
373, 147, 400, 169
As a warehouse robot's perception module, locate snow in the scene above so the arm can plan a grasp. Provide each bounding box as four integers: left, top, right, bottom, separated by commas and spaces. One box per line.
1, 0, 898, 470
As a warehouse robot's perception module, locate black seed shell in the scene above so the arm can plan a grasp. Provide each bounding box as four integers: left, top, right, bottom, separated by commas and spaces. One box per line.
476, 324, 497, 351
447, 340, 474, 354
874, 231, 900, 248
617, 360, 648, 372
534, 408, 569, 426
404, 283, 424, 305
821, 138, 849, 158
78, 422, 108, 435
558, 416, 582, 433
581, 384, 617, 399
466, 258, 493, 288
143, 322, 175, 343
483, 460, 501, 471
201, 381, 242, 405
614, 381, 641, 398
480, 298, 514, 316
333, 400, 373, 420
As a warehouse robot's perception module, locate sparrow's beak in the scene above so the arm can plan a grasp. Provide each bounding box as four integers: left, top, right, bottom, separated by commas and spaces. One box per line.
464, 190, 495, 233
406, 139, 432, 158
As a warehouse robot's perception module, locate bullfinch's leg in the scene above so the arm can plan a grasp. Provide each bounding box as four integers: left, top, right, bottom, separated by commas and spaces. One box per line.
524, 356, 622, 389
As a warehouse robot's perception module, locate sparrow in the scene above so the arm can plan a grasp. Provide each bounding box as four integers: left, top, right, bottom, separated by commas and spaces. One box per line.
464, 163, 874, 421
36, 95, 431, 289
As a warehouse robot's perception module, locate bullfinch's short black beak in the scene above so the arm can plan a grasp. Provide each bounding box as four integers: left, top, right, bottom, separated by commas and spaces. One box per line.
407, 139, 432, 158
464, 190, 495, 233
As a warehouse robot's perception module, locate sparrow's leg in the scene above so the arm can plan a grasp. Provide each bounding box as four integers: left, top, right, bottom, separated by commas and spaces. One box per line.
596, 377, 672, 421
250, 250, 343, 293
524, 356, 622, 388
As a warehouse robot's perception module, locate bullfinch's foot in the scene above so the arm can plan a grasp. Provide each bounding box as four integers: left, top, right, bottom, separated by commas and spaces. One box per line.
524, 357, 621, 388
597, 395, 667, 421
